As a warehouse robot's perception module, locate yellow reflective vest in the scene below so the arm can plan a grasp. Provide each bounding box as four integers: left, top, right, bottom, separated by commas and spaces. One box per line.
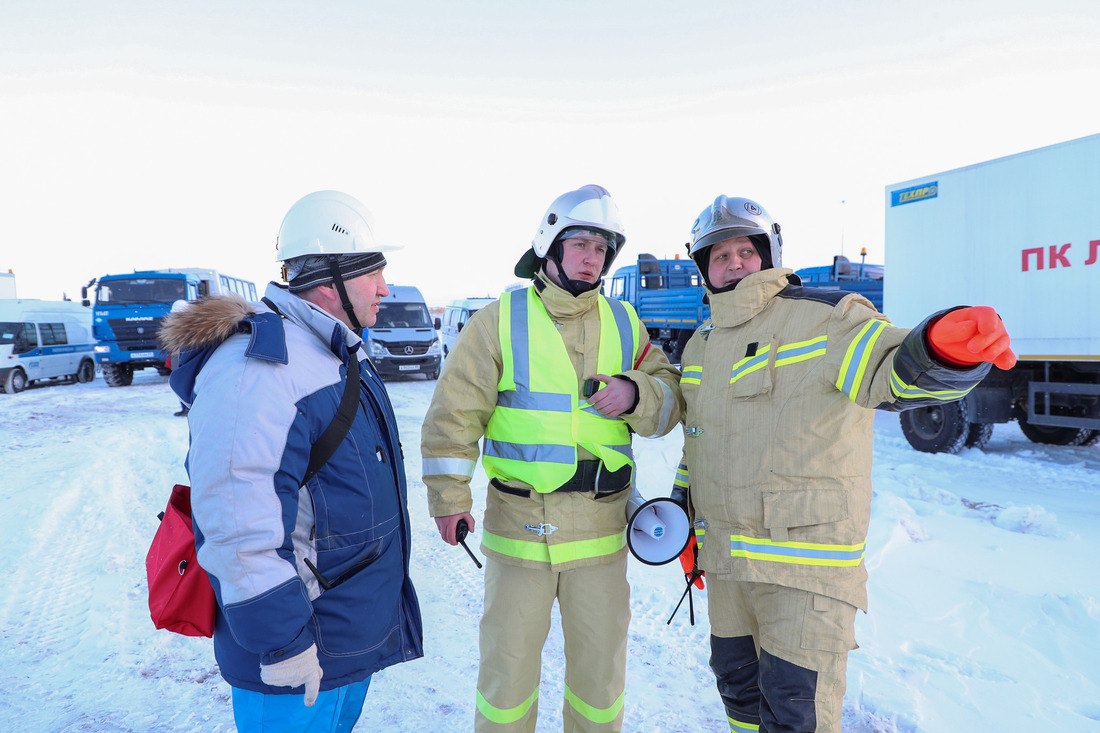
483, 286, 638, 491
421, 274, 684, 572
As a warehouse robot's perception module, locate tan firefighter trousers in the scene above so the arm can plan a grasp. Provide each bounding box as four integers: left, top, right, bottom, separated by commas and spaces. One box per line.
475, 555, 629, 733
707, 577, 858, 733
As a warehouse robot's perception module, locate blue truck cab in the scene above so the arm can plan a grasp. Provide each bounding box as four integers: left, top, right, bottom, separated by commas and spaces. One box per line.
82, 268, 257, 387
607, 254, 708, 361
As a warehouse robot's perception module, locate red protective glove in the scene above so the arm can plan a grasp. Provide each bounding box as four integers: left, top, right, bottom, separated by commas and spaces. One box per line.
928, 306, 1017, 370
679, 535, 704, 590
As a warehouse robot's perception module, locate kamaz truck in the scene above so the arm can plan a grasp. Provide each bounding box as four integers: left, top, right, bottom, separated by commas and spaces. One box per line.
607, 252, 884, 361
82, 268, 257, 387
606, 255, 706, 361
886, 133, 1100, 453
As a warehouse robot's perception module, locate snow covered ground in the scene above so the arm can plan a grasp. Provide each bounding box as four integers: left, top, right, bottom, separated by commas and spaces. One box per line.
1, 368, 1098, 732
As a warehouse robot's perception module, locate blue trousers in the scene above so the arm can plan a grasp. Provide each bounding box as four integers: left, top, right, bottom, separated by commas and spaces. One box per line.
231, 678, 371, 732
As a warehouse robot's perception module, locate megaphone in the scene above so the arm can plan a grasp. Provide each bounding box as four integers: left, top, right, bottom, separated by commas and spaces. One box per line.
626, 493, 691, 566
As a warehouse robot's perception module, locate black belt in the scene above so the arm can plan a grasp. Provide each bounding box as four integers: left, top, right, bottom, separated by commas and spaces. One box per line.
491, 461, 631, 499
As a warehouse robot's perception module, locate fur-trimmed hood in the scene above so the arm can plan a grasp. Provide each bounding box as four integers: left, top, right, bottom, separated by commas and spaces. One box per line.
161, 283, 360, 408
158, 294, 258, 354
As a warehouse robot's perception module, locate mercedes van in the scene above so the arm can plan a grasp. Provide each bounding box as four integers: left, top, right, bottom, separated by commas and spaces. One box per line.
439, 297, 495, 357
365, 285, 442, 380
1, 299, 97, 394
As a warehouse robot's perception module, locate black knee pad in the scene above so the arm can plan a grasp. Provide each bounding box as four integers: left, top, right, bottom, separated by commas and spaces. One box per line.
710, 635, 761, 725
758, 650, 817, 733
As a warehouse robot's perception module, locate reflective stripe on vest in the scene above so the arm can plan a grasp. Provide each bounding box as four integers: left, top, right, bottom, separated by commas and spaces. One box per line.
730, 534, 865, 567
483, 287, 638, 493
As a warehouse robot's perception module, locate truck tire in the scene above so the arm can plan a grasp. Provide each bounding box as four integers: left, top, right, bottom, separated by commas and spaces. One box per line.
899, 401, 969, 454
76, 359, 96, 384
102, 363, 134, 388
964, 423, 994, 450
4, 367, 28, 394
1017, 412, 1097, 446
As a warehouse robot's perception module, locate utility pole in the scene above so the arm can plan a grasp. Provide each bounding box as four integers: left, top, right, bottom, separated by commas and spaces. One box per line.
840, 200, 846, 257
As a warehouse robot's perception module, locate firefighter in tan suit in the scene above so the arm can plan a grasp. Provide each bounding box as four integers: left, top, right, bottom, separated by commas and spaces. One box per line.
421, 185, 682, 733
675, 196, 1016, 733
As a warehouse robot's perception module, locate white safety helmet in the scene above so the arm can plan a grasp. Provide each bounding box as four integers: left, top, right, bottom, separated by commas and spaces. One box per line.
515, 184, 627, 278
275, 190, 398, 263
688, 196, 783, 276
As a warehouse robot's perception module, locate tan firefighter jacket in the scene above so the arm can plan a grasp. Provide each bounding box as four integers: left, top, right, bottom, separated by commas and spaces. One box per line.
679, 268, 990, 609
422, 271, 684, 572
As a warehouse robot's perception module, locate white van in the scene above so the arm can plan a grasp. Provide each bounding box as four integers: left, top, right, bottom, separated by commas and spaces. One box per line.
0, 299, 97, 394
438, 297, 495, 357
365, 285, 442, 380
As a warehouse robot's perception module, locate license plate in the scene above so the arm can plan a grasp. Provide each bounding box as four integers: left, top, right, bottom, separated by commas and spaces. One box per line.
398, 364, 419, 371
130, 351, 155, 358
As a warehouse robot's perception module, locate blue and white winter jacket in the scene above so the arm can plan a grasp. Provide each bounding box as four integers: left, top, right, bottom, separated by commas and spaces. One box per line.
161, 283, 423, 693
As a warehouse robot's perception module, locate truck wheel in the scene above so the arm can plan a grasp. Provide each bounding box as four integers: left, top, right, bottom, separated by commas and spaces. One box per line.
102, 363, 134, 387
964, 423, 994, 450
1017, 413, 1096, 446
899, 402, 969, 454
1082, 430, 1100, 447
4, 367, 28, 394
76, 360, 96, 384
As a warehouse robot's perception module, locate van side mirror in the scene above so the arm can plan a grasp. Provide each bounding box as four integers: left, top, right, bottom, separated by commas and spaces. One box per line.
457, 321, 464, 333
434, 317, 441, 330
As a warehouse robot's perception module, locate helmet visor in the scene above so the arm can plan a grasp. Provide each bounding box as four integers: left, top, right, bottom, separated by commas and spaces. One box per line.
558, 227, 619, 249
692, 225, 767, 256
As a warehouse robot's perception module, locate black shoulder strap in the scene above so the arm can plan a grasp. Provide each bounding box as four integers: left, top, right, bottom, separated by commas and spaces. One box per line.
262, 296, 360, 486
303, 359, 360, 485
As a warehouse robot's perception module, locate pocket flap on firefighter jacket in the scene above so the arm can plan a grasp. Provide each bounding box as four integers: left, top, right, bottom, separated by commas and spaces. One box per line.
762, 489, 848, 530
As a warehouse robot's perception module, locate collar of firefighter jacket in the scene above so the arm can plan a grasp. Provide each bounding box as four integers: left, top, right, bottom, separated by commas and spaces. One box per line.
534, 269, 602, 320
707, 267, 796, 328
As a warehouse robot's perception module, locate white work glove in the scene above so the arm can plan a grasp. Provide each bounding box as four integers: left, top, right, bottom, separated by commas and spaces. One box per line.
260, 643, 323, 706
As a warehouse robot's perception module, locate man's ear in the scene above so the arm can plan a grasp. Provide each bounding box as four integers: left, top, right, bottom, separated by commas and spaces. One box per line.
316, 282, 341, 305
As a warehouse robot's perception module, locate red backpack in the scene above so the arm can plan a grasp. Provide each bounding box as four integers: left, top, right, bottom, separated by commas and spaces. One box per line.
146, 355, 360, 637
146, 484, 215, 636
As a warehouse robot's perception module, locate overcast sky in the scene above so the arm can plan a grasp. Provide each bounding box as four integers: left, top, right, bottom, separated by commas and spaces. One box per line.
3, 0, 1098, 307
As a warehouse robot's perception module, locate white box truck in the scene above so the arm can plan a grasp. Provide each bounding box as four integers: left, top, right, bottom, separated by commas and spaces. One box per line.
885, 133, 1100, 452
0, 299, 97, 394
0, 271, 15, 299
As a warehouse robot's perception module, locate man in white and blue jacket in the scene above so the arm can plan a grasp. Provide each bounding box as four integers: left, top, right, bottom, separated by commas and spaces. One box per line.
160, 191, 423, 732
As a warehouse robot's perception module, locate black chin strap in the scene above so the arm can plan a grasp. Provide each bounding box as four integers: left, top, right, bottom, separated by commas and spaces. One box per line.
327, 260, 364, 335
545, 253, 600, 297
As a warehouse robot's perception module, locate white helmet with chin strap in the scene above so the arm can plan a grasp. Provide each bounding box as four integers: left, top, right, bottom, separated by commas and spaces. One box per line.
275, 190, 399, 332
276, 190, 398, 266
688, 196, 783, 284
515, 184, 627, 279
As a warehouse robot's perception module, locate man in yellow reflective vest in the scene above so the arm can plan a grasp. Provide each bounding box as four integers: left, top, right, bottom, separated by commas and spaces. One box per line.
676, 195, 1016, 733
422, 184, 683, 732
